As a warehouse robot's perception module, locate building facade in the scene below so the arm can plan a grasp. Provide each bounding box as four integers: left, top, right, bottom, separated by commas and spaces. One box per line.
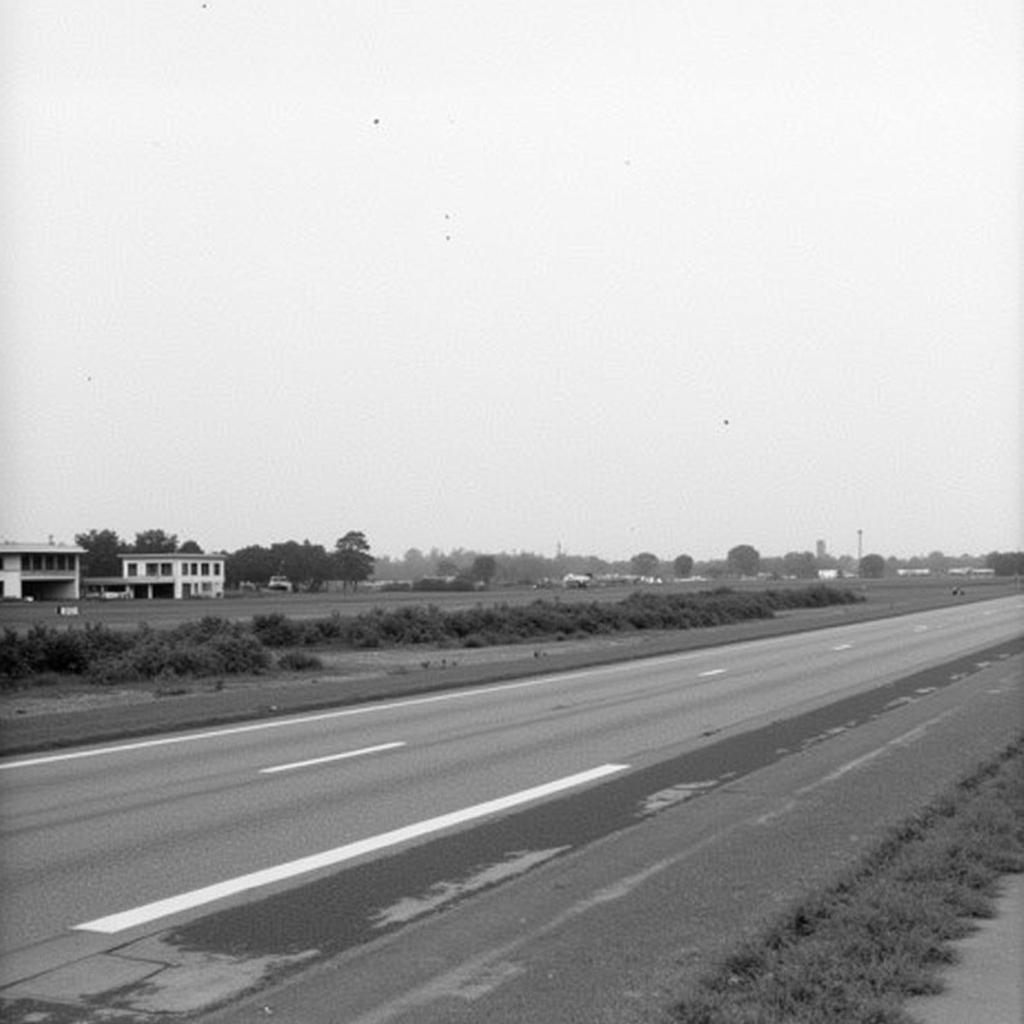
84, 553, 226, 599
0, 542, 85, 600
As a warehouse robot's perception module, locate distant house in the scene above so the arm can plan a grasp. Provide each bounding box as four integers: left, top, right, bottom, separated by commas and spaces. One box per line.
83, 553, 226, 599
0, 542, 85, 600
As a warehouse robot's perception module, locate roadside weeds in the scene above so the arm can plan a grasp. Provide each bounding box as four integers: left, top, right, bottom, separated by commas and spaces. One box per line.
673, 738, 1024, 1024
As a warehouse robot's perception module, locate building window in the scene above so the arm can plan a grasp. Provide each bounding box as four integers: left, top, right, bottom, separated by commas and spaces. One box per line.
127, 563, 138, 577
191, 563, 199, 575
146, 563, 159, 577
160, 563, 172, 576
214, 562, 222, 576
201, 563, 210, 576
21, 556, 30, 571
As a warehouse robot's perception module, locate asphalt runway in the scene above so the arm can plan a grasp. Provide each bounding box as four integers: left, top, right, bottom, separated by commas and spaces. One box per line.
1, 596, 1021, 1021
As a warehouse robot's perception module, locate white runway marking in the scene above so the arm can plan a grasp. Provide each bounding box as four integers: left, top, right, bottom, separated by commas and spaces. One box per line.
73, 763, 630, 934
260, 742, 406, 774
832, 644, 853, 651
698, 669, 726, 677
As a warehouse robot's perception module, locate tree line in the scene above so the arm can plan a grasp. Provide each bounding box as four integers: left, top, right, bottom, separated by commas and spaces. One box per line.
74, 528, 375, 590
74, 527, 1024, 592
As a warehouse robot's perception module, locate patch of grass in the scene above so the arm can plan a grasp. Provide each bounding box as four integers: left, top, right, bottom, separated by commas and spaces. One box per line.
674, 739, 1024, 1024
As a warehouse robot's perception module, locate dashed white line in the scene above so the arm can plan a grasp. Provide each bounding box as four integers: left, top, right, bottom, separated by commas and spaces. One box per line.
832, 643, 853, 651
1, 655, 709, 770
698, 669, 726, 678
260, 742, 406, 774
73, 763, 630, 934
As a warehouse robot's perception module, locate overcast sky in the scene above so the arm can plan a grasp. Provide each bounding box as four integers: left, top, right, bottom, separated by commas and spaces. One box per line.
2, 1, 1020, 562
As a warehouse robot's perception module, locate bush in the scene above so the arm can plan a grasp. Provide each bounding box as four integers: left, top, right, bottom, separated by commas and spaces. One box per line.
251, 613, 308, 647
86, 620, 270, 684
277, 650, 324, 670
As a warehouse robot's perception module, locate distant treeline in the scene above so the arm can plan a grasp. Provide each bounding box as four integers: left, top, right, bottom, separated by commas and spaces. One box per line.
74, 527, 1020, 589
1, 585, 862, 687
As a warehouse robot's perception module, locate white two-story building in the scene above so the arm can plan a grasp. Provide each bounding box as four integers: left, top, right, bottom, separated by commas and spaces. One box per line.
0, 542, 85, 601
84, 553, 226, 599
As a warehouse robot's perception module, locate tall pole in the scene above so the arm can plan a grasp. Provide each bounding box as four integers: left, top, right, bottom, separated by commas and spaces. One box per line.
857, 529, 863, 564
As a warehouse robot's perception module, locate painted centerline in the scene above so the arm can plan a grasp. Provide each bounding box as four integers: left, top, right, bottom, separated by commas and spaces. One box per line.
260, 742, 406, 774
832, 643, 853, 651
698, 668, 726, 678
73, 763, 630, 934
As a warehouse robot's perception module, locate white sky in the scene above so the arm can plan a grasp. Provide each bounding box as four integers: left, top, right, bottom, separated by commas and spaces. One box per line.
2, 1, 1020, 562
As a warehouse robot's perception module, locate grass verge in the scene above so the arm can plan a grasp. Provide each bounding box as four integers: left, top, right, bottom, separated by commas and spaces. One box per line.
674, 738, 1024, 1024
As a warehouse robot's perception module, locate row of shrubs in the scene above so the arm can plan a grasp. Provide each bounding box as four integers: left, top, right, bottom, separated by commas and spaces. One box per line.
0, 618, 271, 687
0, 585, 863, 687
251, 584, 861, 650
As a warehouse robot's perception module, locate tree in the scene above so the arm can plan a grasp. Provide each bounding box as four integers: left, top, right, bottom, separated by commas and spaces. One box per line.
727, 544, 760, 577
985, 551, 1024, 576
781, 551, 818, 579
133, 529, 178, 553
335, 531, 375, 590
272, 539, 334, 590
402, 548, 430, 580
75, 528, 125, 577
226, 545, 278, 587
859, 553, 886, 579
630, 552, 660, 578
436, 558, 460, 578
179, 539, 204, 554
672, 554, 694, 578
469, 555, 497, 586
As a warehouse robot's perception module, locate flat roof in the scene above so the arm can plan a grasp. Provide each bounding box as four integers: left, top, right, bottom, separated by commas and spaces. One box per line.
118, 552, 225, 560
0, 543, 85, 555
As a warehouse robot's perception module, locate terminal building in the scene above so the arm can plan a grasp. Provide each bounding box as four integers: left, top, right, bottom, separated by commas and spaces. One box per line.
84, 553, 226, 600
0, 542, 85, 601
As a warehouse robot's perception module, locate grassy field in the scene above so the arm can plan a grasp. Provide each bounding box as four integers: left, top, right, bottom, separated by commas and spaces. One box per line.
673, 739, 1024, 1023
0, 576, 1016, 634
